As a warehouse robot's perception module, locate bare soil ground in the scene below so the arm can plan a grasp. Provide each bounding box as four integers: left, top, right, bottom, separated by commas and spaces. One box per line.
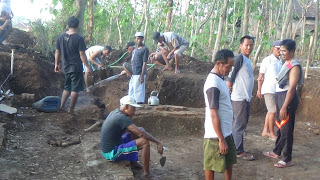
1, 29, 320, 180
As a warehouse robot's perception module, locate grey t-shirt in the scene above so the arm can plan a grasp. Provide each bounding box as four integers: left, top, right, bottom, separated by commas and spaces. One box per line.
132, 46, 149, 75
100, 109, 133, 153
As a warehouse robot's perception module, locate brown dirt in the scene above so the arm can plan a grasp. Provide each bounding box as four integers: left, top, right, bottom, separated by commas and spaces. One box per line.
1, 29, 320, 180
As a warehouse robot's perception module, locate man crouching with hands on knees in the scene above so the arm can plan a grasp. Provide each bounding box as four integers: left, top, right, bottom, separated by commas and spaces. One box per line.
101, 95, 163, 179
203, 49, 236, 180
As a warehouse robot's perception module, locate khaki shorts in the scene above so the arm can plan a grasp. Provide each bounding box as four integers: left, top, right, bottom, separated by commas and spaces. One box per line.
174, 45, 188, 57
203, 135, 237, 173
264, 93, 276, 113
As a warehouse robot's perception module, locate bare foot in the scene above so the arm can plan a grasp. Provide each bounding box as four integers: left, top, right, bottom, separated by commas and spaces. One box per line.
261, 131, 269, 137
269, 134, 277, 141
68, 109, 76, 116
130, 161, 143, 169
161, 66, 172, 71
141, 172, 158, 180
175, 69, 180, 74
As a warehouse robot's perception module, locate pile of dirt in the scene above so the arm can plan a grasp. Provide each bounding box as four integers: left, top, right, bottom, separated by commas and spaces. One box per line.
0, 28, 64, 102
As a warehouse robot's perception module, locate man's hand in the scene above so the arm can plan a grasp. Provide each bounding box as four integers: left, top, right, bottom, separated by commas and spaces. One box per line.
279, 107, 288, 121
166, 53, 172, 60
97, 64, 102, 70
139, 75, 144, 84
256, 89, 263, 99
219, 138, 228, 155
54, 65, 61, 73
157, 143, 164, 156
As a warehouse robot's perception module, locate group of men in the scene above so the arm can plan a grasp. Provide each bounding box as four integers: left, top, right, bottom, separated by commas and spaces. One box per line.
54, 16, 304, 180
204, 36, 303, 179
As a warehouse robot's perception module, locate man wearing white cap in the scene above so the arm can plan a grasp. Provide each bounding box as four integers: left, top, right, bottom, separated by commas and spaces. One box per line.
257, 40, 282, 141
101, 95, 163, 179
128, 32, 149, 104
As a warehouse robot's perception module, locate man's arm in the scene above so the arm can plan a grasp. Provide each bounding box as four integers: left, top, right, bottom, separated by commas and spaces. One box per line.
279, 66, 300, 120
127, 124, 163, 155
256, 73, 264, 99
80, 51, 92, 74
89, 51, 102, 68
210, 108, 228, 155
54, 50, 61, 72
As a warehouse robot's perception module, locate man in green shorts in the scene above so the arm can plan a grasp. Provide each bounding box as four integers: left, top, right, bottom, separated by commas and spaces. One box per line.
54, 16, 91, 114
203, 49, 236, 180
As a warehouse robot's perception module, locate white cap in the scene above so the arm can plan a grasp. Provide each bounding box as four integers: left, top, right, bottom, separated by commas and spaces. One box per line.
120, 96, 142, 107
135, 32, 144, 37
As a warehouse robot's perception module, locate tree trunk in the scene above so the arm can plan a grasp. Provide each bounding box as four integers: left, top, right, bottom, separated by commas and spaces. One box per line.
212, 0, 229, 62
183, 0, 190, 37
252, 44, 262, 70
165, 0, 173, 31
300, 2, 312, 55
144, 0, 150, 42
312, 0, 319, 59
208, 12, 215, 47
137, 0, 146, 32
241, 0, 249, 37
231, 1, 237, 43
86, 0, 95, 44
116, 5, 125, 46
280, 0, 293, 39
74, 0, 86, 36
130, 0, 136, 40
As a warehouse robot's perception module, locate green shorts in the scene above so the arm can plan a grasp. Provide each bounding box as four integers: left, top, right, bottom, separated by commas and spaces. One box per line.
64, 72, 84, 92
203, 135, 237, 173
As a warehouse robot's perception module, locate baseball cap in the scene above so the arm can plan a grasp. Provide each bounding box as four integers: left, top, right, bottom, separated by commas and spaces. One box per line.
135, 32, 144, 37
120, 96, 142, 107
272, 40, 281, 47
153, 32, 161, 43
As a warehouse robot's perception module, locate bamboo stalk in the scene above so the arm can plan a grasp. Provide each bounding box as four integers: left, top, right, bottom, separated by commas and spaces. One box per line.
305, 36, 314, 79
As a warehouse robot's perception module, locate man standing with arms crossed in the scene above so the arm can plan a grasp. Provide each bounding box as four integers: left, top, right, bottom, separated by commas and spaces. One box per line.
55, 16, 91, 114
226, 36, 255, 160
203, 49, 236, 180
257, 40, 282, 141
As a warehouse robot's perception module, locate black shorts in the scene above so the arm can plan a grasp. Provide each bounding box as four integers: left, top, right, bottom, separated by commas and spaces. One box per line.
64, 72, 84, 92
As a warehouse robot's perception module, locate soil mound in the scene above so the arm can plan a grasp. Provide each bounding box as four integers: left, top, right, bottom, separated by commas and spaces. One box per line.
0, 28, 64, 102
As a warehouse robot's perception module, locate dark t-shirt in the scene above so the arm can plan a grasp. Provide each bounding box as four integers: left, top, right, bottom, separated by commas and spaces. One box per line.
100, 109, 133, 153
132, 46, 149, 75
56, 32, 86, 73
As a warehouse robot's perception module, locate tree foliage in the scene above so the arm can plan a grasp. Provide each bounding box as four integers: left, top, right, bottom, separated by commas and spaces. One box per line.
30, 0, 320, 63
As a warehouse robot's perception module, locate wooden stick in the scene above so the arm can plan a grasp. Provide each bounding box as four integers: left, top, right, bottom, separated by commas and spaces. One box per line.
305, 36, 314, 79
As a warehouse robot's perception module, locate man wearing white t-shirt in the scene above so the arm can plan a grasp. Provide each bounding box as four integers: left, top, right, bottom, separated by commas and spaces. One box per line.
83, 45, 112, 91
257, 40, 282, 141
226, 36, 255, 160
203, 49, 236, 180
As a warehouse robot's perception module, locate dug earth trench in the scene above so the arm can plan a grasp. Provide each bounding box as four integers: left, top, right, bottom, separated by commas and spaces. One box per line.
1, 29, 320, 179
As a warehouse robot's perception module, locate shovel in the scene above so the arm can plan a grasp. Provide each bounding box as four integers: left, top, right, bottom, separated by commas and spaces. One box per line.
160, 156, 166, 167
159, 146, 167, 167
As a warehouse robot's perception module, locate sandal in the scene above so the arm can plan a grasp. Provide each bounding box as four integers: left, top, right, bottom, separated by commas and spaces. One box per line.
263, 151, 280, 159
237, 152, 255, 161
274, 160, 292, 168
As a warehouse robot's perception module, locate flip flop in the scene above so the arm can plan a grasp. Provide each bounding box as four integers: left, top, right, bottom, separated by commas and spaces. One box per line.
274, 160, 292, 168
263, 151, 280, 159
237, 152, 255, 161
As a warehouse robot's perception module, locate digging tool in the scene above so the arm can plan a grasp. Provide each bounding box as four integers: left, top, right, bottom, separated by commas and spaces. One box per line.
160, 156, 166, 167
160, 146, 168, 167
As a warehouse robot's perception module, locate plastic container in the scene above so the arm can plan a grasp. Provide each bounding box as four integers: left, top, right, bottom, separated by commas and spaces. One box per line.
33, 96, 61, 112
